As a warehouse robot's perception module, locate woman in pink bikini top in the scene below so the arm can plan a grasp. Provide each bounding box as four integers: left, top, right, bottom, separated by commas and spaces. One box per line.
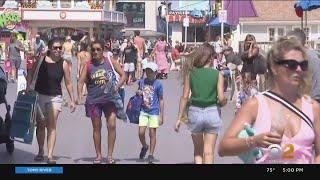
218, 37, 320, 164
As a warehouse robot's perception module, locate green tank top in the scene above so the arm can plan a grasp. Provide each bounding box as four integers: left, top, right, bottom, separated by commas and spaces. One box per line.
189, 68, 218, 107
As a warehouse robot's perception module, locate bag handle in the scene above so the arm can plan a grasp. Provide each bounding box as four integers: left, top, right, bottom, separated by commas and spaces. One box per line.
262, 91, 313, 129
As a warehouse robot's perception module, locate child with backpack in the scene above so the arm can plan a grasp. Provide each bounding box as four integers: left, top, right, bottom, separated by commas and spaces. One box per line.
136, 62, 164, 164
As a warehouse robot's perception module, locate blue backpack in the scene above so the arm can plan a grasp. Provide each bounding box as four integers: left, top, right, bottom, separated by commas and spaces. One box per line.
126, 80, 145, 124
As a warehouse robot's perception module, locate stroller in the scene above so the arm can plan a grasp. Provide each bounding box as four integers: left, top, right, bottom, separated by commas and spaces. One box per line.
0, 66, 14, 154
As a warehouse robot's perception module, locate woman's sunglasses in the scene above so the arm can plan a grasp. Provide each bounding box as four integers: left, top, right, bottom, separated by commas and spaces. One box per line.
52, 46, 62, 50
274, 59, 308, 71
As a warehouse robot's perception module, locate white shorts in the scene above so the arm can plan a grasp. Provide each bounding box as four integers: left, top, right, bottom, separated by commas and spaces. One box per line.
37, 93, 63, 120
63, 54, 73, 64
124, 63, 135, 72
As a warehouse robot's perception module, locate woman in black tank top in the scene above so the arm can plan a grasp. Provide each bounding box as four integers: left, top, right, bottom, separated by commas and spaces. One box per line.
26, 38, 76, 164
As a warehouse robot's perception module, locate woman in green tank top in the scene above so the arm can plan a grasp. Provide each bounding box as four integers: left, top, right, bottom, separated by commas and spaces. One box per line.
174, 43, 227, 164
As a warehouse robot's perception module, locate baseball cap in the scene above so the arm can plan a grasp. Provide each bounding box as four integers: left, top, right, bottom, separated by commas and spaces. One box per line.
66, 36, 71, 40
145, 62, 158, 72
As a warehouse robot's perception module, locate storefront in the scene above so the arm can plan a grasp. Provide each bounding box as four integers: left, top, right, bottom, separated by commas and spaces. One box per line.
0, 8, 30, 60
22, 8, 125, 42
167, 10, 207, 46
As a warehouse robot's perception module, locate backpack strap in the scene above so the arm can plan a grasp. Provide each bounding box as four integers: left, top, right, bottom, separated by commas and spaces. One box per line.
262, 91, 313, 129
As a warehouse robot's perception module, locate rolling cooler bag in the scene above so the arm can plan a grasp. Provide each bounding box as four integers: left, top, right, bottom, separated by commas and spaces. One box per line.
10, 90, 38, 144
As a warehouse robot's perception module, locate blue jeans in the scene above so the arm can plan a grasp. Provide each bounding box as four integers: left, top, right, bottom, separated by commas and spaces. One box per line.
187, 105, 222, 134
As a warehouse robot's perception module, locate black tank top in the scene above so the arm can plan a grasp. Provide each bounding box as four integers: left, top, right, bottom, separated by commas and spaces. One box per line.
35, 57, 64, 96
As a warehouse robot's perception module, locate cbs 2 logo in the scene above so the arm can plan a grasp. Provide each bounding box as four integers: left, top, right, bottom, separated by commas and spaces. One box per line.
268, 144, 294, 159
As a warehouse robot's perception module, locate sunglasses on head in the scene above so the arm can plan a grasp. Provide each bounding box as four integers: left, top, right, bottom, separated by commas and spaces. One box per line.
91, 48, 102, 52
274, 59, 308, 71
52, 46, 62, 50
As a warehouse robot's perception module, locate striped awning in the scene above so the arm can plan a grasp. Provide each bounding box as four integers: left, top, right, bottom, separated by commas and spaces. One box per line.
167, 14, 206, 24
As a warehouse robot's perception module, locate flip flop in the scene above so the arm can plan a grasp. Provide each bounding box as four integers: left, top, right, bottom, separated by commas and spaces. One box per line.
107, 158, 116, 164
93, 158, 102, 164
47, 158, 56, 164
34, 154, 44, 162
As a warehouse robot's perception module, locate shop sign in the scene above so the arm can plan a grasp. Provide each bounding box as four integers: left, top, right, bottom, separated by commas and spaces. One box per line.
168, 10, 189, 16
0, 9, 21, 30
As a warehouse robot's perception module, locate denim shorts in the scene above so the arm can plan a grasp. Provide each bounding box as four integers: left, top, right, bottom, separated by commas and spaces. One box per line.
187, 105, 222, 134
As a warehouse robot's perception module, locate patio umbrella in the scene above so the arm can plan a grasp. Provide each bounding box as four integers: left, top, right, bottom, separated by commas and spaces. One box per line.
294, 0, 320, 29
208, 17, 231, 27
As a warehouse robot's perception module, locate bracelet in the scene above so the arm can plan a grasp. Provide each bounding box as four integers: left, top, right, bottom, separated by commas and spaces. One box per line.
245, 137, 256, 148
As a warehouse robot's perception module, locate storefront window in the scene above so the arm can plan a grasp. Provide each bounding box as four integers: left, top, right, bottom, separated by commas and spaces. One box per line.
182, 26, 205, 42
61, 0, 71, 8
38, 27, 89, 42
116, 2, 145, 28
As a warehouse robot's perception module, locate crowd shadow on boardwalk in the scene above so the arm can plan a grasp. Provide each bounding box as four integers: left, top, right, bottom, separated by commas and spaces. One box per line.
0, 147, 35, 164
73, 157, 121, 164
123, 158, 160, 163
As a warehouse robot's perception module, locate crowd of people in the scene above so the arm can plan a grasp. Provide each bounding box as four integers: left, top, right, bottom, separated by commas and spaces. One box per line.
1, 28, 320, 164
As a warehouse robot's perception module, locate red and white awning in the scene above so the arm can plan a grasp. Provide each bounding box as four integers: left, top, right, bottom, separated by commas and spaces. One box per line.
167, 14, 206, 24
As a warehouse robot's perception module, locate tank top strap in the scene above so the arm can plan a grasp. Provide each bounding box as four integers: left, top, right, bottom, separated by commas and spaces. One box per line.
301, 95, 314, 123
253, 93, 271, 133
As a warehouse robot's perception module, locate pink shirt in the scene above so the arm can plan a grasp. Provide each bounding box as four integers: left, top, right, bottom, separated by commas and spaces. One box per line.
253, 94, 315, 164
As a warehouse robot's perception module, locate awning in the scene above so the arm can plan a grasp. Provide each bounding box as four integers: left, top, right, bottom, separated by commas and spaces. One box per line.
167, 14, 206, 25
208, 17, 231, 27
209, 0, 257, 26
224, 0, 258, 26
294, 0, 320, 11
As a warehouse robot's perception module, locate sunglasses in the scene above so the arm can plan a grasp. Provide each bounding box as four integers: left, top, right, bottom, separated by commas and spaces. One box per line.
91, 48, 102, 52
274, 59, 308, 71
52, 46, 62, 50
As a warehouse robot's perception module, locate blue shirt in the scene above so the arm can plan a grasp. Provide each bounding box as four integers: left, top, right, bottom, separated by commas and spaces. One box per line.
138, 78, 163, 115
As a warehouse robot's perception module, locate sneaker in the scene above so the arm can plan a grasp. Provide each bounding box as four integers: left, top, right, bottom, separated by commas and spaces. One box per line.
139, 145, 148, 159
147, 155, 154, 164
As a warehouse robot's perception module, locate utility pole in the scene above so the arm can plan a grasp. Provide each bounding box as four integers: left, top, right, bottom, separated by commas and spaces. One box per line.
185, 9, 188, 50
221, 0, 224, 46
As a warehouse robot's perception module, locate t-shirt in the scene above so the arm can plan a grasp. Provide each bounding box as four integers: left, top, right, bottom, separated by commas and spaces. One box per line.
306, 48, 320, 100
225, 54, 242, 66
124, 47, 137, 63
138, 78, 163, 115
8, 42, 22, 60
33, 39, 45, 57
141, 58, 148, 69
